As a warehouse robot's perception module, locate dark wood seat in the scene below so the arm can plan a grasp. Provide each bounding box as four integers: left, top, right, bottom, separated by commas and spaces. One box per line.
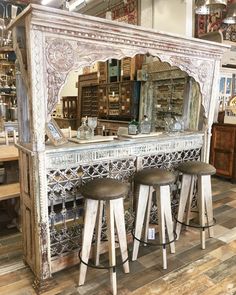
134, 168, 176, 186
81, 178, 129, 200
177, 161, 216, 176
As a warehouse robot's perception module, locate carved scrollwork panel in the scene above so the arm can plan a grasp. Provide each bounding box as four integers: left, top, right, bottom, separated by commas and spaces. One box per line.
45, 36, 142, 115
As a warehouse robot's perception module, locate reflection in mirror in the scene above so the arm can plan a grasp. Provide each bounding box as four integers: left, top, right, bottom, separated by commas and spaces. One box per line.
52, 54, 202, 136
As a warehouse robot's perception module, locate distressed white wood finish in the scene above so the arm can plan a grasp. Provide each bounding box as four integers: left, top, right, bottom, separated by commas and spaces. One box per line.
175, 174, 193, 239
176, 173, 214, 250
132, 185, 150, 261
9, 3, 228, 289
79, 198, 98, 286
113, 198, 130, 274
144, 187, 154, 245
132, 183, 175, 270
94, 201, 104, 266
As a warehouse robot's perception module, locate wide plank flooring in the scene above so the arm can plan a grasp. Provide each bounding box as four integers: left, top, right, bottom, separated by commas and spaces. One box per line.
1, 176, 236, 294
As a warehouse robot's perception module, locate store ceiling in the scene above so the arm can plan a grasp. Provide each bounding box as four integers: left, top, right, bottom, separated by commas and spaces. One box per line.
5, 0, 63, 8
6, 0, 124, 14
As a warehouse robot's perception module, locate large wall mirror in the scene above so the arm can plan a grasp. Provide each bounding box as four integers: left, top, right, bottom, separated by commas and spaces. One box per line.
52, 53, 202, 136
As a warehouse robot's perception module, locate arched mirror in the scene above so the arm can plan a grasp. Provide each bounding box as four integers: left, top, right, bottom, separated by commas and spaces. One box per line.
52, 54, 202, 137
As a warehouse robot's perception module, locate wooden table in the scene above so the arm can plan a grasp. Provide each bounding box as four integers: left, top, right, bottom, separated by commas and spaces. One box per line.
0, 145, 19, 162
0, 145, 19, 183
0, 145, 20, 228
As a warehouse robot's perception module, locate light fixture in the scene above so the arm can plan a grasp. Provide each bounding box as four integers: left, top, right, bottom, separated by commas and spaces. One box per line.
195, 0, 227, 15
41, 0, 54, 5
223, 3, 236, 24
205, 0, 227, 11
195, 0, 210, 14
195, 0, 236, 24
68, 0, 86, 11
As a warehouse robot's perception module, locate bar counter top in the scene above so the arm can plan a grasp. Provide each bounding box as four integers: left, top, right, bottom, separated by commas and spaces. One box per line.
45, 131, 204, 170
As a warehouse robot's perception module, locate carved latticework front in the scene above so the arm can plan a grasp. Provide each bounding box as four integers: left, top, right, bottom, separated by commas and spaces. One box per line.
46, 147, 200, 259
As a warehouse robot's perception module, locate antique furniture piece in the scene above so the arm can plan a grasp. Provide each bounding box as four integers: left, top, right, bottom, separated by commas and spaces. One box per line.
54, 96, 77, 129
97, 119, 128, 136
0, 47, 16, 118
0, 145, 20, 227
80, 81, 140, 122
175, 161, 216, 249
210, 123, 236, 181
132, 168, 176, 269
79, 178, 129, 295
10, 4, 228, 292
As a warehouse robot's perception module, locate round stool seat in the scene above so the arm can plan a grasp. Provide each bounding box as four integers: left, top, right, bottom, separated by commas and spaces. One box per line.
178, 161, 216, 176
134, 168, 176, 186
81, 178, 129, 200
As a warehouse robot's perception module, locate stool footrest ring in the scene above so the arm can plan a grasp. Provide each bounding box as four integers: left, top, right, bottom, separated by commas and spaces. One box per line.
79, 250, 129, 270
174, 212, 216, 230
132, 228, 177, 247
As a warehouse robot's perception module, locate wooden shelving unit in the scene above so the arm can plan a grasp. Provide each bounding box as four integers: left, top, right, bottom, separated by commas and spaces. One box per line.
0, 48, 16, 113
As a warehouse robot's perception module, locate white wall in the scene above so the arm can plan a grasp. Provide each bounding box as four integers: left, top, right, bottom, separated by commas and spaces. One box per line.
140, 0, 194, 37
59, 70, 80, 98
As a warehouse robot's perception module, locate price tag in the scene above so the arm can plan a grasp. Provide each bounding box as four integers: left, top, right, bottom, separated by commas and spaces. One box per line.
148, 228, 155, 240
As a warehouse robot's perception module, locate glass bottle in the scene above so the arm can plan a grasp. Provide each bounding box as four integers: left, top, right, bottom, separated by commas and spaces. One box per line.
77, 117, 92, 140
140, 115, 151, 134
128, 118, 139, 135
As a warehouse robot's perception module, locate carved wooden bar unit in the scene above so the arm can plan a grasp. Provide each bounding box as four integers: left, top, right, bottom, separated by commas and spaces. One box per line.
10, 4, 229, 292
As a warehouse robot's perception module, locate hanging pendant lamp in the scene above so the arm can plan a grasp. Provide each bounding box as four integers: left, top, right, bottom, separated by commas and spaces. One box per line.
195, 0, 210, 15
223, 3, 236, 24
205, 0, 227, 11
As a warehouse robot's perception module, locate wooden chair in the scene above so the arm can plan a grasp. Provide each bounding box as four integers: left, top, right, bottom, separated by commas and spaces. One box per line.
4, 129, 17, 145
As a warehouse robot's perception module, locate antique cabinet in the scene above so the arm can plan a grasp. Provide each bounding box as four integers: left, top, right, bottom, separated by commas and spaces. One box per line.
103, 81, 140, 120
80, 85, 99, 117
10, 4, 228, 292
80, 81, 140, 121
210, 123, 236, 181
0, 48, 17, 121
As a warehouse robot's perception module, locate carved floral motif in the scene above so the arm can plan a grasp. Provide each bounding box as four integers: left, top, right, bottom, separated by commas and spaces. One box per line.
46, 39, 75, 72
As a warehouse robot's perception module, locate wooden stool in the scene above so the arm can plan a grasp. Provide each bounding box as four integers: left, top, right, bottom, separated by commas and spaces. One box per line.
132, 168, 176, 269
79, 178, 130, 295
175, 161, 216, 250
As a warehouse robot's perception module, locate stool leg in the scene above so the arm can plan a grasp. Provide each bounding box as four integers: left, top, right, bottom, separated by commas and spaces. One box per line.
162, 185, 175, 254
156, 185, 167, 269
203, 175, 214, 238
175, 174, 192, 239
132, 185, 150, 261
106, 200, 117, 295
144, 186, 154, 245
198, 176, 206, 250
185, 175, 195, 228
94, 200, 104, 266
113, 198, 130, 274
79, 199, 98, 286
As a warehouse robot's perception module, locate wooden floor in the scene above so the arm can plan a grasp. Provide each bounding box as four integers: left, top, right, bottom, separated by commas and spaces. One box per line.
1, 176, 236, 294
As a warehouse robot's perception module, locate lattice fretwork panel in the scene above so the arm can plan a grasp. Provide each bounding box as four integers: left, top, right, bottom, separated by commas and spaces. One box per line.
47, 157, 136, 258
47, 149, 201, 258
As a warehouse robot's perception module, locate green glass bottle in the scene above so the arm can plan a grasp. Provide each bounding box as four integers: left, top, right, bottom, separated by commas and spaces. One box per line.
128, 118, 139, 135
